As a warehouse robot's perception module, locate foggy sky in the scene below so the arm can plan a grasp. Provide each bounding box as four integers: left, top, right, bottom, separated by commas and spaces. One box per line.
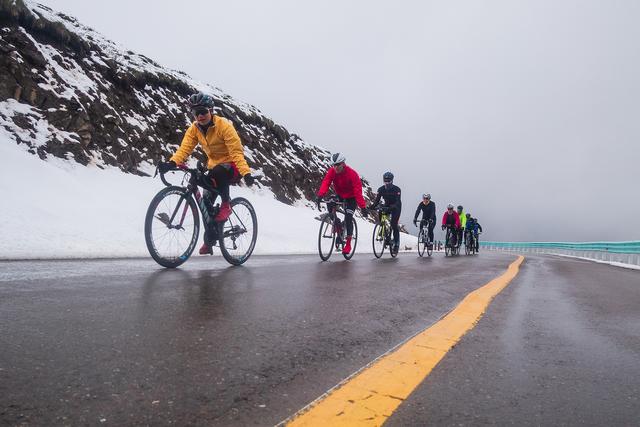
37, 0, 640, 241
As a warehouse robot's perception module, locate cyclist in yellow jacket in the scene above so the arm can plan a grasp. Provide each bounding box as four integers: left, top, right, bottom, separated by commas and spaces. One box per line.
158, 93, 254, 254
457, 205, 466, 247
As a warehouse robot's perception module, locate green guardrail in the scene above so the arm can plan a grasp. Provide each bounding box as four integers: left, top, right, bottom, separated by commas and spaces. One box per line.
480, 241, 640, 254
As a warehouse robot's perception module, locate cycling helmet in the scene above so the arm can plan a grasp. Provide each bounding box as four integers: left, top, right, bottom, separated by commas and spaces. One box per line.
383, 172, 394, 182
188, 92, 215, 109
466, 213, 471, 218
457, 205, 463, 211
423, 193, 431, 199
331, 152, 346, 165
447, 203, 454, 209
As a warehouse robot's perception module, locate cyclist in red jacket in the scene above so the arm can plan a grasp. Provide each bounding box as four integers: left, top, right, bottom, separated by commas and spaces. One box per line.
317, 153, 367, 255
441, 203, 461, 246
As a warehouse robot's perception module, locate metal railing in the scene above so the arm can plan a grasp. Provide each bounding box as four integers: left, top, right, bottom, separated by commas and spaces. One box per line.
481, 241, 640, 266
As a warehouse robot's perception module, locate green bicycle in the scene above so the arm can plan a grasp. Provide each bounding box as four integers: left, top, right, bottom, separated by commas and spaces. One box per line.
372, 207, 398, 258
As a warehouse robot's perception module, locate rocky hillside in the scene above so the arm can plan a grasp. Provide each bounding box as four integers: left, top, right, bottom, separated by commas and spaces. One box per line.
0, 0, 374, 205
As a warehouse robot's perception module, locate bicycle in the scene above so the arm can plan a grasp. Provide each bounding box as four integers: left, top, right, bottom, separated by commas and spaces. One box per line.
144, 163, 258, 268
444, 224, 458, 257
417, 219, 434, 257
372, 207, 398, 258
464, 229, 476, 255
317, 197, 358, 261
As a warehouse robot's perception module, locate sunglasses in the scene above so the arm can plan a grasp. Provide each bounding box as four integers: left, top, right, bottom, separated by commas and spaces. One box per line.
192, 107, 210, 116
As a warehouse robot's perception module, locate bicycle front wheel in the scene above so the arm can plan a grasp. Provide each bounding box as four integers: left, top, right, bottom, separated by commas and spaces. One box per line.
219, 197, 258, 266
417, 229, 426, 257
318, 215, 335, 261
372, 224, 385, 258
343, 219, 358, 260
145, 186, 200, 268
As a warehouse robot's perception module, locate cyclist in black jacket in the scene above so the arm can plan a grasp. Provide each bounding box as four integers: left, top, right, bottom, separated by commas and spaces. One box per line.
369, 172, 402, 252
413, 193, 436, 247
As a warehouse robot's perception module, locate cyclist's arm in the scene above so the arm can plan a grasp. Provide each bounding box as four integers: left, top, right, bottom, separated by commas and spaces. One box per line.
414, 204, 422, 222
441, 212, 447, 226
370, 192, 382, 209
352, 173, 366, 209
478, 224, 483, 232
220, 119, 251, 176
170, 124, 199, 165
317, 167, 335, 197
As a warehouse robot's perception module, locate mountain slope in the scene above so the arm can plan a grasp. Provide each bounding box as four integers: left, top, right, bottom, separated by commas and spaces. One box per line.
0, 0, 374, 204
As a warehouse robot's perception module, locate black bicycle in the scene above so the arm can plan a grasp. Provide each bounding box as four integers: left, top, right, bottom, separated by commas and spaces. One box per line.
317, 197, 358, 261
372, 207, 398, 258
144, 163, 258, 268
444, 224, 458, 257
464, 229, 476, 255
417, 219, 434, 257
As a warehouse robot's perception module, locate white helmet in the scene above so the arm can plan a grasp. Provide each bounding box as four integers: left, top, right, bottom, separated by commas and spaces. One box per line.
447, 203, 454, 209
330, 152, 346, 165
423, 193, 431, 199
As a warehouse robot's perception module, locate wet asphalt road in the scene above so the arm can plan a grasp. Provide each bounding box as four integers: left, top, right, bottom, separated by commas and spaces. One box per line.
387, 254, 640, 426
2, 253, 638, 426
0, 252, 514, 426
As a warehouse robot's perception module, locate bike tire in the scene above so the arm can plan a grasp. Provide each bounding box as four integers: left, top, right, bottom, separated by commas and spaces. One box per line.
145, 186, 200, 268
218, 197, 258, 266
342, 219, 358, 260
372, 223, 385, 258
318, 214, 335, 261
417, 230, 426, 257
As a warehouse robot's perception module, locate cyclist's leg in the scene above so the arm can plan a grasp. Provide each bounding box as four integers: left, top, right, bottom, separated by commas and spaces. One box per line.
427, 220, 435, 244
391, 207, 401, 245
209, 163, 237, 203
344, 198, 356, 236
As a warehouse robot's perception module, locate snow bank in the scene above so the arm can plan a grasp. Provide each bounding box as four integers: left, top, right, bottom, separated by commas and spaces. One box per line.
0, 141, 413, 259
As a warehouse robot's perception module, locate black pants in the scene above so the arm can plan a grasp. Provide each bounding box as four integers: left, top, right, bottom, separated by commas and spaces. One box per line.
205, 163, 237, 204
390, 206, 401, 245
328, 198, 357, 236
420, 219, 435, 243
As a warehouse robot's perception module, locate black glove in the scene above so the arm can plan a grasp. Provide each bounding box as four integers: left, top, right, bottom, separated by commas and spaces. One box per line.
441, 225, 446, 231
413, 219, 418, 226
315, 196, 322, 210
361, 207, 369, 216
158, 160, 176, 174
243, 174, 255, 186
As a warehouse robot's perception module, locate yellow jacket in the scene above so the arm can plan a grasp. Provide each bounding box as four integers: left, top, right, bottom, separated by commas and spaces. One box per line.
170, 116, 251, 176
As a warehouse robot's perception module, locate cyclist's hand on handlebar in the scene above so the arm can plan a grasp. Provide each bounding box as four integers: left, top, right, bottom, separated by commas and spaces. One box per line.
243, 174, 255, 186
413, 219, 418, 226
441, 225, 446, 231
361, 207, 369, 216
158, 160, 176, 174
315, 196, 322, 210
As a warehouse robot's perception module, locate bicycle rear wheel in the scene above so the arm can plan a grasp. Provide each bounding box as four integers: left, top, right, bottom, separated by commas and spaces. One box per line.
219, 197, 257, 266
342, 219, 358, 260
318, 215, 335, 261
372, 224, 385, 258
145, 186, 200, 268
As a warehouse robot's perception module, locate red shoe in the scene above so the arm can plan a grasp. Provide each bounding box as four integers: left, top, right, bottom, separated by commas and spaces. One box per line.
199, 242, 213, 255
214, 201, 232, 222
342, 236, 352, 255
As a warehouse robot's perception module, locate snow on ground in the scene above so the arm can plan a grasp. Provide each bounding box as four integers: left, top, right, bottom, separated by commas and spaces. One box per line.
0, 141, 414, 260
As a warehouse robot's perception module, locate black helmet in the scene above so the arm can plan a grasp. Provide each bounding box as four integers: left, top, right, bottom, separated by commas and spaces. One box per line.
457, 205, 463, 211
383, 172, 394, 182
466, 213, 471, 218
188, 92, 214, 109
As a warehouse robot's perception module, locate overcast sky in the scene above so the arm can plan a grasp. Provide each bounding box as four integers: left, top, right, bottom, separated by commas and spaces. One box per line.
38, 0, 640, 242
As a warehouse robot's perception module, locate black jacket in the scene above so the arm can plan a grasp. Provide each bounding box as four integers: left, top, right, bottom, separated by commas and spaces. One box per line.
414, 201, 436, 222
370, 184, 402, 209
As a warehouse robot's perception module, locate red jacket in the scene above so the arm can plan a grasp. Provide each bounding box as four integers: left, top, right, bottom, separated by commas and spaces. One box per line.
442, 210, 461, 228
317, 165, 366, 208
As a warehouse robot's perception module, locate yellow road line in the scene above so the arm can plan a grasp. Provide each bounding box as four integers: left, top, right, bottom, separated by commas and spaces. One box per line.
285, 255, 525, 426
